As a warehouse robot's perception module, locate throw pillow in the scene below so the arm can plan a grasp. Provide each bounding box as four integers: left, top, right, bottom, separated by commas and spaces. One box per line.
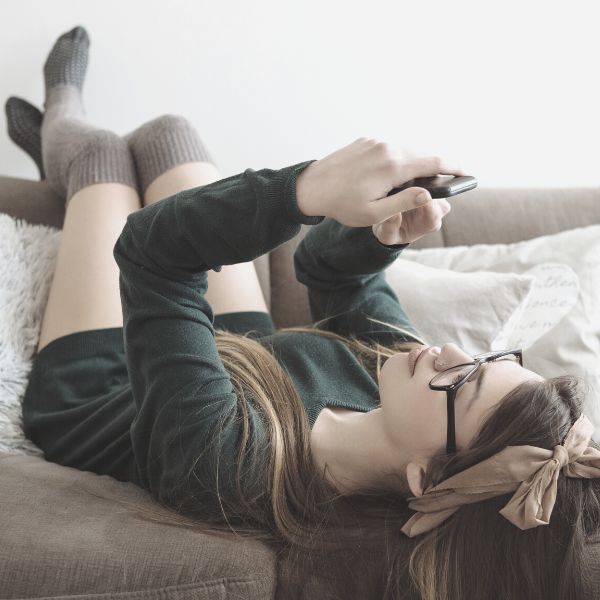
384, 259, 536, 354
400, 224, 600, 437
0, 213, 59, 455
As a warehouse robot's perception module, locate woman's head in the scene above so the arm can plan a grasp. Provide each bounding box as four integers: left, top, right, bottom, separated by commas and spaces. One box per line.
394, 370, 599, 600
377, 342, 545, 495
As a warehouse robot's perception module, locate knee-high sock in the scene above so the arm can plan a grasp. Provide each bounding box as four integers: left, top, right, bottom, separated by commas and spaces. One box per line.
41, 26, 137, 204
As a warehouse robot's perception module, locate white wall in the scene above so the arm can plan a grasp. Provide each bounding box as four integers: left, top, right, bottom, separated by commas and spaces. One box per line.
1, 0, 599, 188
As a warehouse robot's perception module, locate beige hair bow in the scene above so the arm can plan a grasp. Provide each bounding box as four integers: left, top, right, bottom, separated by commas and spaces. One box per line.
401, 414, 600, 538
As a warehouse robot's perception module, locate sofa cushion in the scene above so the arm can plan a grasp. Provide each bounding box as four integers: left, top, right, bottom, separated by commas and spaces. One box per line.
384, 259, 537, 352
0, 453, 276, 598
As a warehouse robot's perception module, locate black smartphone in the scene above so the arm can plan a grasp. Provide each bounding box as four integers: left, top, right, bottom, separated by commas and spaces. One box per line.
387, 175, 478, 199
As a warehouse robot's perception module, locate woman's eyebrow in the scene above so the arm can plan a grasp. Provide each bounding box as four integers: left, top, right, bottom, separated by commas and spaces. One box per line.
465, 357, 514, 410
465, 364, 489, 411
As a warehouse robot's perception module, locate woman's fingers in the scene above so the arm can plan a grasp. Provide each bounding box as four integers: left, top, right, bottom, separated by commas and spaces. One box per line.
438, 197, 452, 215
372, 196, 451, 244
368, 188, 452, 227
405, 156, 465, 180
368, 187, 431, 222
417, 196, 445, 228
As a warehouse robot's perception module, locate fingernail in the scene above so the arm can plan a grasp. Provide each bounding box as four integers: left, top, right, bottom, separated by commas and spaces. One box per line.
416, 192, 429, 205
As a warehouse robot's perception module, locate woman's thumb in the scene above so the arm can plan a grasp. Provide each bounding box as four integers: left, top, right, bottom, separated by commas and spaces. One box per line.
370, 187, 431, 221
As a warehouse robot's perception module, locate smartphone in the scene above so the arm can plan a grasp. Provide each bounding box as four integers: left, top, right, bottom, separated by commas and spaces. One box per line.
388, 175, 478, 199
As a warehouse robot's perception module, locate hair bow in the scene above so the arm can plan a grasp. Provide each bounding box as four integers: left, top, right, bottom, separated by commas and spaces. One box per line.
401, 414, 600, 538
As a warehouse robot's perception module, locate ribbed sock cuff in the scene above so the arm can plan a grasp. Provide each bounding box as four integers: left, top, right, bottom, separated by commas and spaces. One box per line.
66, 141, 138, 202
127, 116, 215, 194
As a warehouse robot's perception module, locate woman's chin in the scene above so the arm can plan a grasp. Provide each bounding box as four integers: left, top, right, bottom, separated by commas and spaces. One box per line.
379, 353, 410, 397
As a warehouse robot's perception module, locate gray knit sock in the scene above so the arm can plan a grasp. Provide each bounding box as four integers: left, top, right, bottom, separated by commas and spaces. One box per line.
125, 114, 216, 195
5, 97, 45, 180
41, 26, 137, 205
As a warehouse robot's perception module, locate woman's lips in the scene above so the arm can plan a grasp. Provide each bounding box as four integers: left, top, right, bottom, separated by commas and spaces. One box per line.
408, 345, 429, 376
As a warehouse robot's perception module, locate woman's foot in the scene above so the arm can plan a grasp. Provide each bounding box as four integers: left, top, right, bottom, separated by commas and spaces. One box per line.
5, 25, 91, 183
43, 25, 90, 110
41, 25, 91, 198
4, 97, 45, 179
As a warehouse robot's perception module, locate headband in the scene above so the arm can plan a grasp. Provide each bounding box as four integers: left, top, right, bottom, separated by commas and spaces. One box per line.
401, 413, 600, 538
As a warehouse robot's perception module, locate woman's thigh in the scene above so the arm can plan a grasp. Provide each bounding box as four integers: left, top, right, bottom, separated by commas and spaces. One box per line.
146, 162, 270, 317
37, 183, 141, 353
205, 261, 269, 316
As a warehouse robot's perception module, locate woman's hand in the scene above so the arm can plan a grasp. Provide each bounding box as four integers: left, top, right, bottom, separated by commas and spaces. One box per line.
296, 137, 463, 232
371, 196, 452, 246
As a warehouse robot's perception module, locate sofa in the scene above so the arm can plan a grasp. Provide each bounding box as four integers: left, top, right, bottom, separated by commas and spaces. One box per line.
1, 174, 600, 599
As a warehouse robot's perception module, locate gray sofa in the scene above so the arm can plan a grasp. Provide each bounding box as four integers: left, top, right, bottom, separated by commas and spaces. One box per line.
1, 174, 600, 599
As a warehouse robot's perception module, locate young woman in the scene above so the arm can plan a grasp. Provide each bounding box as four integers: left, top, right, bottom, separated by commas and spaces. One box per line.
9, 27, 600, 600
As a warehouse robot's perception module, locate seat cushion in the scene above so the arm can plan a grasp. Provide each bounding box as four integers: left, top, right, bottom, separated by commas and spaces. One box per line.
0, 453, 276, 598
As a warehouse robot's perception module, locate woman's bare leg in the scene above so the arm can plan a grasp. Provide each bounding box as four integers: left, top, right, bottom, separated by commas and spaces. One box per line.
36, 184, 142, 353
144, 161, 269, 317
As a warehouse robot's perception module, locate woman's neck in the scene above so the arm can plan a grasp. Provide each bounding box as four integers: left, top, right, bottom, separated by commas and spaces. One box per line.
310, 406, 414, 497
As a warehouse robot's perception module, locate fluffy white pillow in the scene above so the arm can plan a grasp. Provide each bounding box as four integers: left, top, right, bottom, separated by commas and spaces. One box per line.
384, 260, 536, 354
0, 213, 59, 456
399, 224, 600, 436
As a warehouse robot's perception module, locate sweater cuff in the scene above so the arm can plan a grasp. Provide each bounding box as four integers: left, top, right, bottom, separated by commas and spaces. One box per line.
283, 159, 326, 225
369, 228, 410, 251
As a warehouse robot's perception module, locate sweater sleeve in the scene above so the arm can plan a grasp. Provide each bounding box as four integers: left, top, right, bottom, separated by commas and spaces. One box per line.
112, 160, 322, 517
293, 217, 426, 345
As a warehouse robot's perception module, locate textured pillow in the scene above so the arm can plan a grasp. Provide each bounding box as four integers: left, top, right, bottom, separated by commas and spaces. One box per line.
503, 263, 579, 351
0, 213, 59, 455
384, 260, 536, 354
399, 224, 600, 437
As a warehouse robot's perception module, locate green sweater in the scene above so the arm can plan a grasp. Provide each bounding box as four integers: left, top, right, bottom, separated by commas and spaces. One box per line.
112, 159, 423, 517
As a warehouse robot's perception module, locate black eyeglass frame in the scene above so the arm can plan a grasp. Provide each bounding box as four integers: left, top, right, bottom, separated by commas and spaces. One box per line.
428, 349, 523, 455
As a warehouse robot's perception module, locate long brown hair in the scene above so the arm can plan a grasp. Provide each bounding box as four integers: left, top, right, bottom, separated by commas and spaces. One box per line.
83, 319, 600, 599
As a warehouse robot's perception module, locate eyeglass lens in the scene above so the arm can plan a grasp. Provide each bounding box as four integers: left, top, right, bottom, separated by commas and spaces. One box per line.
431, 352, 520, 387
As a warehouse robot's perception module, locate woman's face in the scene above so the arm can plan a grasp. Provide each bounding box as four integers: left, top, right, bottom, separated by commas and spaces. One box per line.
378, 342, 545, 457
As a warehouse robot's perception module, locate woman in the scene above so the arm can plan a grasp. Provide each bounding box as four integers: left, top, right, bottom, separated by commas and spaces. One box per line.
9, 27, 600, 600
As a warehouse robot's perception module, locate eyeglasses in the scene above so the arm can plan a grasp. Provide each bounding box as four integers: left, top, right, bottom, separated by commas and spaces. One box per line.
429, 349, 523, 454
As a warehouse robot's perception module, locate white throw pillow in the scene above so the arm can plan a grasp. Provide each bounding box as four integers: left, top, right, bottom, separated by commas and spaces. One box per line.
384, 260, 536, 354
0, 214, 59, 456
399, 224, 600, 437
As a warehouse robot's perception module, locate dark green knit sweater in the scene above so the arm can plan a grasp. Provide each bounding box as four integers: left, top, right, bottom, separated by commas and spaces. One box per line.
112, 159, 423, 517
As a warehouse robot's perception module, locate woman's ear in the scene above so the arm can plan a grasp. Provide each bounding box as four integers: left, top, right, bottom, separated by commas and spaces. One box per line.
406, 461, 427, 497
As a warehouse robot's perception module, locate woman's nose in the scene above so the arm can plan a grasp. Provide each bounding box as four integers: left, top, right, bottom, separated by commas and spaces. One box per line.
435, 343, 472, 370
427, 346, 444, 370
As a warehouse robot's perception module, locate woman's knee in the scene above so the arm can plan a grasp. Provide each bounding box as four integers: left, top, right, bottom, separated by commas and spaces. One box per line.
151, 113, 196, 132
75, 128, 130, 159
128, 113, 199, 144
